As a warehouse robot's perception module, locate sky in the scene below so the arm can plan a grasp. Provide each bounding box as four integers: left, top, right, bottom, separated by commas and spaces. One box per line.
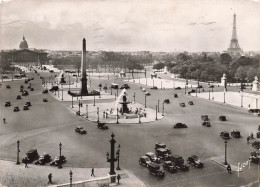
0, 0, 260, 52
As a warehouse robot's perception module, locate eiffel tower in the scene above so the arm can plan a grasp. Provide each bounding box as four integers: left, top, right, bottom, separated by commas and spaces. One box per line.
227, 14, 242, 55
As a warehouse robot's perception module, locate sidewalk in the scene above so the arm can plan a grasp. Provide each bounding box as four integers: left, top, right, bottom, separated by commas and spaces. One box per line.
0, 160, 146, 187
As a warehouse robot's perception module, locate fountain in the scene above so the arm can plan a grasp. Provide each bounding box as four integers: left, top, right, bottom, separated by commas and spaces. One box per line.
58, 71, 66, 84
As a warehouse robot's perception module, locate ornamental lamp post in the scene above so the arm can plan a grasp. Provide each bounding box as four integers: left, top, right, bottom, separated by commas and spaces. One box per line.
158, 99, 160, 112
93, 95, 96, 106
16, 140, 20, 165
58, 142, 62, 169
116, 144, 121, 170
86, 104, 88, 118
162, 102, 165, 116
106, 133, 118, 183
62, 89, 63, 100
155, 105, 158, 120
69, 76, 70, 91
71, 96, 74, 108
145, 94, 147, 108
116, 108, 119, 124
97, 107, 100, 123
78, 100, 81, 115
224, 140, 228, 165
241, 92, 243, 107
224, 91, 226, 104
133, 93, 136, 103
208, 89, 210, 100
69, 170, 73, 187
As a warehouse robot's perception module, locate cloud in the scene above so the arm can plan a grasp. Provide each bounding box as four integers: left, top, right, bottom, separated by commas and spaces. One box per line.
201, 21, 216, 25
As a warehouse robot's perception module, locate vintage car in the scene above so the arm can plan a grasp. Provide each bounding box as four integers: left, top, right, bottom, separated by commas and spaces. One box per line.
22, 91, 29, 96
173, 123, 187, 128
151, 86, 158, 90
25, 101, 32, 107
22, 149, 39, 163
208, 85, 214, 88
174, 94, 178, 98
201, 115, 209, 121
42, 89, 48, 94
175, 87, 181, 90
252, 141, 260, 150
155, 143, 171, 154
5, 101, 11, 107
50, 155, 66, 166
179, 103, 185, 107
170, 154, 189, 172
75, 126, 87, 134
50, 86, 59, 92
23, 105, 29, 111
188, 89, 196, 94
16, 95, 22, 99
145, 92, 151, 96
6, 85, 11, 89
30, 87, 34, 91
197, 85, 203, 88
148, 162, 165, 178
249, 151, 260, 164
248, 109, 260, 113
97, 122, 108, 130
111, 83, 119, 89
43, 98, 48, 102
220, 131, 230, 139
188, 101, 194, 105
231, 130, 241, 138
156, 148, 171, 160
187, 155, 204, 168
35, 153, 51, 165
219, 115, 227, 121
139, 156, 151, 167
202, 121, 211, 127
145, 152, 161, 164
164, 99, 170, 104
20, 85, 24, 89
163, 161, 177, 173
120, 84, 130, 89
13, 106, 20, 112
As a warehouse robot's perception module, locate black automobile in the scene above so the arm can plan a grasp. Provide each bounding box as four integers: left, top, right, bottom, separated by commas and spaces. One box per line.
35, 153, 51, 165
13, 106, 20, 112
164, 99, 170, 104
50, 155, 66, 166
208, 85, 214, 88
50, 86, 59, 91
188, 89, 196, 94
25, 101, 32, 107
231, 130, 241, 138
163, 161, 177, 173
43, 98, 48, 102
30, 88, 34, 91
6, 85, 11, 89
197, 85, 203, 88
174, 94, 178, 98
22, 149, 39, 163
148, 162, 165, 178
219, 116, 227, 121
156, 148, 171, 160
145, 152, 161, 164
151, 86, 158, 90
175, 87, 181, 90
252, 141, 260, 150
139, 156, 151, 167
20, 85, 24, 89
249, 151, 260, 164
5, 101, 11, 107
120, 84, 130, 89
97, 122, 108, 130
248, 109, 260, 113
42, 89, 48, 94
16, 95, 22, 99
188, 101, 194, 105
170, 154, 189, 172
202, 121, 211, 127
22, 91, 29, 96
201, 115, 209, 121
220, 131, 230, 139
23, 105, 29, 111
155, 143, 171, 154
187, 155, 204, 168
75, 126, 87, 134
179, 103, 185, 107
173, 123, 187, 128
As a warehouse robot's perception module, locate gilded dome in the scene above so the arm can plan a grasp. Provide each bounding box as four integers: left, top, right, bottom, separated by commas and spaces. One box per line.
19, 35, 28, 49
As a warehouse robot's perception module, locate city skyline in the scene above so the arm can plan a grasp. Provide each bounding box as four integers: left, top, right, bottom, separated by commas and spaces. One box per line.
0, 0, 260, 52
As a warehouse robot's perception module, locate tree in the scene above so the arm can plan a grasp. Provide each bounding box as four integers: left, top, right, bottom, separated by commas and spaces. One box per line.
235, 66, 247, 80
220, 53, 232, 66
153, 62, 165, 70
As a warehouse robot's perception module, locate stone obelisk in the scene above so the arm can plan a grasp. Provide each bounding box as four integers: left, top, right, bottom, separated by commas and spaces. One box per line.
81, 38, 88, 94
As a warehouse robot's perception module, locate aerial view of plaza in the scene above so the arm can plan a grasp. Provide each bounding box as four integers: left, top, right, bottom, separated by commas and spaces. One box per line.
0, 0, 260, 186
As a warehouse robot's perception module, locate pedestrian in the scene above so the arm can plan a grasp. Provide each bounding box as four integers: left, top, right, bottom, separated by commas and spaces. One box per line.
24, 158, 28, 168
48, 173, 52, 184
91, 168, 95, 177
227, 164, 231, 174
247, 136, 250, 143
117, 174, 121, 184
3, 118, 6, 124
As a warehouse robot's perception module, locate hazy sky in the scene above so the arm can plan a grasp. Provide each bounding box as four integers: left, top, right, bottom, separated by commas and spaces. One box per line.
0, 0, 260, 52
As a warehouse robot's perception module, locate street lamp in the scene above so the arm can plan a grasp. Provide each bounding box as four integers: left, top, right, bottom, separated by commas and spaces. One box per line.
69, 76, 70, 91
116, 108, 119, 124
106, 133, 118, 183
155, 105, 158, 120
58, 142, 62, 169
86, 104, 88, 118
93, 95, 96, 106
145, 94, 147, 108
241, 92, 243, 107
71, 96, 74, 108
162, 102, 165, 116
78, 100, 81, 115
224, 140, 228, 165
133, 93, 136, 103
256, 98, 258, 109
208, 89, 210, 100
62, 89, 63, 100
16, 140, 20, 165
69, 170, 73, 187
224, 91, 226, 104
161, 81, 162, 89
185, 85, 187, 94
116, 144, 121, 170
97, 107, 100, 123
158, 100, 160, 112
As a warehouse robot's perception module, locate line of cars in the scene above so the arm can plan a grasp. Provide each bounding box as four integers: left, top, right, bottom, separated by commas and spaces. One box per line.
5, 101, 32, 112
179, 101, 194, 107
22, 149, 66, 166
139, 143, 203, 178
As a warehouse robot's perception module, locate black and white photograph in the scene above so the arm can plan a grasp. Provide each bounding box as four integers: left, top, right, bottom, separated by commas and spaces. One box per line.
0, 0, 260, 186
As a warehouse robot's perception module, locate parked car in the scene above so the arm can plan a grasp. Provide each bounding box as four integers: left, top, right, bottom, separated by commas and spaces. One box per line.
97, 122, 108, 130
6, 85, 11, 89
208, 85, 214, 88
5, 101, 11, 107
25, 101, 32, 107
22, 91, 29, 96
13, 106, 20, 112
249, 151, 260, 164
30, 87, 34, 91
174, 94, 178, 98
22, 149, 39, 163
145, 92, 151, 96
120, 84, 130, 89
151, 86, 158, 90
175, 87, 181, 90
139, 156, 151, 167
20, 85, 24, 89
163, 161, 177, 173
188, 89, 196, 94
43, 98, 48, 102
170, 154, 189, 172
201, 115, 209, 121
111, 83, 119, 89
145, 152, 161, 163
50, 155, 66, 166
35, 153, 51, 165
164, 99, 170, 104
188, 101, 194, 105
252, 141, 260, 150
156, 148, 171, 160
231, 130, 241, 138
187, 155, 204, 168
23, 105, 29, 111
248, 109, 260, 113
202, 121, 211, 127
75, 126, 87, 134
155, 143, 171, 154
179, 103, 185, 107
197, 85, 203, 88
219, 116, 227, 121
42, 89, 48, 94
148, 162, 165, 178
173, 123, 187, 128
220, 131, 230, 139
16, 95, 22, 99
50, 86, 59, 92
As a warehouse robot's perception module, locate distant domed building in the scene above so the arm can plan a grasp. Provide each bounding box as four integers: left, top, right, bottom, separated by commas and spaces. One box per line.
1, 35, 48, 65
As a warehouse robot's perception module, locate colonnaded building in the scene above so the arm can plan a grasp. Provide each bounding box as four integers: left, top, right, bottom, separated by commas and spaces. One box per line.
0, 35, 48, 66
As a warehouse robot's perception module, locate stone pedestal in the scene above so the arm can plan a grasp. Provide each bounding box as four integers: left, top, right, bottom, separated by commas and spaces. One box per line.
120, 69, 126, 77
221, 73, 227, 91
107, 173, 117, 183
252, 76, 259, 91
